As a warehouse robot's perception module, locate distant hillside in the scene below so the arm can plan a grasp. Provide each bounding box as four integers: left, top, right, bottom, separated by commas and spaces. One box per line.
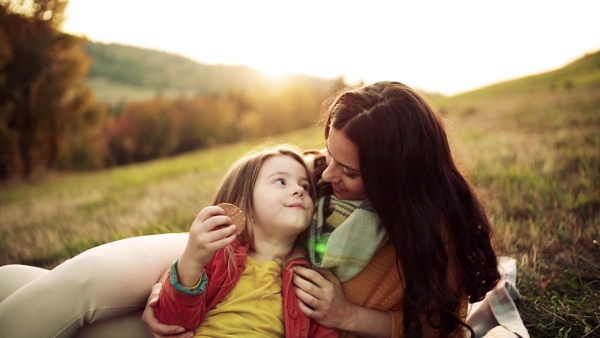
83, 41, 342, 105
433, 49, 600, 120
464, 50, 598, 96
84, 41, 265, 91
84, 41, 600, 112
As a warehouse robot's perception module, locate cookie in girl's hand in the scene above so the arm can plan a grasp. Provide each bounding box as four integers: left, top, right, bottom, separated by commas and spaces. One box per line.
217, 203, 246, 235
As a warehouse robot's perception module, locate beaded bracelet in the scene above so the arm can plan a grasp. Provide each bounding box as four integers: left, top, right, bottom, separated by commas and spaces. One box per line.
169, 259, 207, 296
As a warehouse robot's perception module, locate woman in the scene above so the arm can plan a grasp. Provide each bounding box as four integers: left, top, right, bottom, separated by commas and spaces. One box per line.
290, 81, 500, 337
0, 81, 501, 338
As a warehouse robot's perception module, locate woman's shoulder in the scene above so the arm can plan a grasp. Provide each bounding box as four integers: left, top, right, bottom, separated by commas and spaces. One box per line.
341, 243, 403, 310
344, 244, 399, 283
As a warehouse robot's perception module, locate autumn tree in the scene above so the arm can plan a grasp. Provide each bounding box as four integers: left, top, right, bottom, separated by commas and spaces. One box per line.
31, 32, 107, 171
0, 3, 56, 177
0, 0, 106, 178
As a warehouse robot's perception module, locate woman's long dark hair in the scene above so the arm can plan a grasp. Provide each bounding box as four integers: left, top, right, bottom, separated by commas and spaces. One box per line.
320, 81, 500, 337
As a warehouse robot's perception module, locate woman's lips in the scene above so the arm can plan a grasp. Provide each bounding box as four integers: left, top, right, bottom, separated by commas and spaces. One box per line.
331, 185, 344, 194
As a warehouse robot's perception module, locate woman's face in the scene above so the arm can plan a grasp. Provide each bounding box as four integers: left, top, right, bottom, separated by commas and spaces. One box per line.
322, 128, 367, 201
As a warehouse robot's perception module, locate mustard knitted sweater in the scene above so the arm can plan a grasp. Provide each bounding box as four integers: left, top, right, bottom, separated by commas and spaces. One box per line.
339, 241, 468, 338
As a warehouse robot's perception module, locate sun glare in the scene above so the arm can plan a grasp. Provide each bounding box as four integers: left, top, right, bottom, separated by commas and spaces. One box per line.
61, 0, 600, 96
257, 67, 292, 81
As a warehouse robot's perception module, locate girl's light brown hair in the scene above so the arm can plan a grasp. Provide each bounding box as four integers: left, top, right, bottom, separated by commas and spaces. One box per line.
211, 143, 316, 245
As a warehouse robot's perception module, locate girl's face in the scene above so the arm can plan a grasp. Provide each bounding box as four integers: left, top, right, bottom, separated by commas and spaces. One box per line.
322, 128, 367, 201
251, 155, 315, 239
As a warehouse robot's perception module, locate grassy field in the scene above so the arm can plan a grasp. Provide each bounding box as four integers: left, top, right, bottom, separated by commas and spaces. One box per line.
1, 53, 599, 337
432, 54, 600, 337
0, 127, 325, 267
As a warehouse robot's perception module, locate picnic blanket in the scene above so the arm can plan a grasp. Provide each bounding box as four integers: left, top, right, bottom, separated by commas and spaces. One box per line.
467, 256, 530, 338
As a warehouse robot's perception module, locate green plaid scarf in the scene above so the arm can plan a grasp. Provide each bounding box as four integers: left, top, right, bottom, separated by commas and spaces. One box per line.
308, 195, 387, 282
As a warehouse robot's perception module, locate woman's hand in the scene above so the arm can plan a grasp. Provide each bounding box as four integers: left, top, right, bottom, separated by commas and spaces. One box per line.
292, 266, 353, 330
142, 283, 195, 338
293, 267, 393, 337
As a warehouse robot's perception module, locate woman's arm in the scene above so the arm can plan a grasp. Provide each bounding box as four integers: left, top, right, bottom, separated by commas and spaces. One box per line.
293, 267, 393, 338
142, 283, 194, 338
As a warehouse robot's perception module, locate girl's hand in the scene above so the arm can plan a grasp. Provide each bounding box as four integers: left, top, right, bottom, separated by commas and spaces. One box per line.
142, 283, 194, 338
292, 266, 354, 330
178, 206, 237, 285
187, 206, 239, 265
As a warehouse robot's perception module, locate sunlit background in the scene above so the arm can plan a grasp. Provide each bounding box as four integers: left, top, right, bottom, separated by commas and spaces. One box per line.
2, 2, 600, 336
62, 0, 600, 96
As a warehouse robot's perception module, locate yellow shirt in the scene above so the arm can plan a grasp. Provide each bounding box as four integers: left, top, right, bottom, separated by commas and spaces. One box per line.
195, 256, 284, 337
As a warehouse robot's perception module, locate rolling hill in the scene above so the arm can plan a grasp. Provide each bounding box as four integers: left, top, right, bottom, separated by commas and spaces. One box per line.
83, 41, 342, 106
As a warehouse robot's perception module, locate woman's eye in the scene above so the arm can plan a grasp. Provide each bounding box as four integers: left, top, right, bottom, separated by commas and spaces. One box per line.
344, 172, 356, 179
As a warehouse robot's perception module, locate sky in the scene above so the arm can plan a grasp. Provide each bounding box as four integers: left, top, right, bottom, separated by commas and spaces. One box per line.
62, 0, 600, 96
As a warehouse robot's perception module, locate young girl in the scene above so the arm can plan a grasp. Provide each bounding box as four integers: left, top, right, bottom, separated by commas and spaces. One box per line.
153, 144, 337, 337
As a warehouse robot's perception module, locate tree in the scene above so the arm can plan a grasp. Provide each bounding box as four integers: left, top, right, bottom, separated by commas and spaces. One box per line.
0, 5, 55, 176
31, 32, 103, 170
0, 0, 106, 178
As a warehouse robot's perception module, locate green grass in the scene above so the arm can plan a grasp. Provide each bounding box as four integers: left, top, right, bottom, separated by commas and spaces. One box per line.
2, 52, 600, 337
432, 58, 600, 336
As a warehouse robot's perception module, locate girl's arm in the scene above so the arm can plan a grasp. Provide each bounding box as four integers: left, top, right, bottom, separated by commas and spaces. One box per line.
154, 206, 238, 331
154, 260, 208, 331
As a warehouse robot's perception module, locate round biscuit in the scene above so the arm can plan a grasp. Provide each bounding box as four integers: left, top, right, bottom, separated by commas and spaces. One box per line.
217, 203, 246, 235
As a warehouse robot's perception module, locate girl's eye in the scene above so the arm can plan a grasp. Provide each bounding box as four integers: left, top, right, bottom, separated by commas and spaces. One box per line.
274, 178, 285, 185
301, 184, 310, 191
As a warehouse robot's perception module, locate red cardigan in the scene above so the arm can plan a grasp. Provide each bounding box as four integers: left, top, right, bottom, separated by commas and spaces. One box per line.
155, 239, 337, 338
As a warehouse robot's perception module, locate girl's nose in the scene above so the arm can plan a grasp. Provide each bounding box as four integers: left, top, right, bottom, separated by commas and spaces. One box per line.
292, 185, 305, 196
